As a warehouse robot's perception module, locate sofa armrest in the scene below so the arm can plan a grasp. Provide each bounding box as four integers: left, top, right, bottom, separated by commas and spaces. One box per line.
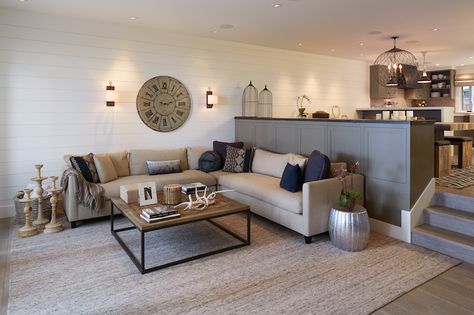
302, 174, 364, 235
63, 174, 79, 222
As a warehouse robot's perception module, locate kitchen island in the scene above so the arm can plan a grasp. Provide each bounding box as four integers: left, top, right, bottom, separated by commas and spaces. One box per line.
235, 116, 434, 228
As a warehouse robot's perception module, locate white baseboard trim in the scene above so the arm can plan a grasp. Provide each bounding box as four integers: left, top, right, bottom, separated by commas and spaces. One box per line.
0, 203, 15, 219
369, 217, 410, 243
370, 178, 436, 244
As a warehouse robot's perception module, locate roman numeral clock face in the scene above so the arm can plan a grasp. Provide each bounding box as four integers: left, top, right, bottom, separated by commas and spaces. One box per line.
136, 76, 191, 132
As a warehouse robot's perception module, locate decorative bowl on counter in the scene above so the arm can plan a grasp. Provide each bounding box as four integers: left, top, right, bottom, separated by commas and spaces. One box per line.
431, 92, 441, 98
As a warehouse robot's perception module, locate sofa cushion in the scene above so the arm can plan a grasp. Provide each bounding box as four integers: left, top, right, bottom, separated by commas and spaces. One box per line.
219, 173, 302, 214
187, 146, 211, 170
70, 153, 100, 183
109, 150, 130, 177
199, 151, 222, 172
93, 154, 118, 184
304, 150, 330, 183
251, 149, 290, 178
129, 148, 188, 175
222, 146, 253, 173
280, 163, 302, 193
213, 141, 244, 165
289, 153, 307, 173
147, 160, 181, 175
100, 170, 217, 199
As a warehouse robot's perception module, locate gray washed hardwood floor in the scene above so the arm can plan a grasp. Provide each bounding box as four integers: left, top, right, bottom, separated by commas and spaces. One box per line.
0, 217, 473, 314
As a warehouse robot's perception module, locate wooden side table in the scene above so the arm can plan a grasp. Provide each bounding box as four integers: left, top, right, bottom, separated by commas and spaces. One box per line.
329, 205, 370, 252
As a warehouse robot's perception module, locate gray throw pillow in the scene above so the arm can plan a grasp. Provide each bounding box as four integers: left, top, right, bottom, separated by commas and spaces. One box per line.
146, 160, 181, 175
198, 151, 222, 172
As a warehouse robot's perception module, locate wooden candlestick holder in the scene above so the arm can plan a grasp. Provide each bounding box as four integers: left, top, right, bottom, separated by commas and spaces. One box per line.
17, 189, 39, 238
44, 176, 64, 234
31, 164, 49, 229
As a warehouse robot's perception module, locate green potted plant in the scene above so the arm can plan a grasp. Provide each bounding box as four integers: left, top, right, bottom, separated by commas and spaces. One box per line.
335, 161, 361, 210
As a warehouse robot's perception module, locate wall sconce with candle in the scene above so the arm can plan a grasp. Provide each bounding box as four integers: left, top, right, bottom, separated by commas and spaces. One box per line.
206, 87, 218, 108
106, 81, 117, 107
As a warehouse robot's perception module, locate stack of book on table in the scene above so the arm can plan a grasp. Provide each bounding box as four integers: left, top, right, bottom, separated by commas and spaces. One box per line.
140, 206, 180, 223
181, 182, 207, 194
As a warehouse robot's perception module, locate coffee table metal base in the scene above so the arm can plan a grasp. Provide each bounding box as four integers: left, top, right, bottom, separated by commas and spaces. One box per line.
111, 205, 251, 274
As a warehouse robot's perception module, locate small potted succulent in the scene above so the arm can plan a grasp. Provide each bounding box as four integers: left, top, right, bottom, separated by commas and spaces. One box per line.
335, 161, 361, 210
296, 95, 311, 117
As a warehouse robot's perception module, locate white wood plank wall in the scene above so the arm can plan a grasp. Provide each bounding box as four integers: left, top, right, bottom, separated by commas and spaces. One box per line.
0, 8, 369, 217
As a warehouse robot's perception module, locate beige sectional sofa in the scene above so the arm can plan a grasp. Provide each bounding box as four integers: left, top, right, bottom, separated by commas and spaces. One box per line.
63, 147, 364, 243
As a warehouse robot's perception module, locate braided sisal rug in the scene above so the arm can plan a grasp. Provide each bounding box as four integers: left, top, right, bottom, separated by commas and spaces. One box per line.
436, 166, 474, 189
8, 215, 458, 315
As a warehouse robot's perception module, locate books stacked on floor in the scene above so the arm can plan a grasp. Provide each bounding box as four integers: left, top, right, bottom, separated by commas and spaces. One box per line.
181, 182, 207, 194
140, 206, 180, 223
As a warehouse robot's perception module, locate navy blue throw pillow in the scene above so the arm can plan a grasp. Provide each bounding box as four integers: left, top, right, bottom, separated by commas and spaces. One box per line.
213, 141, 244, 165
280, 163, 302, 193
198, 151, 222, 172
70, 153, 100, 183
304, 150, 330, 183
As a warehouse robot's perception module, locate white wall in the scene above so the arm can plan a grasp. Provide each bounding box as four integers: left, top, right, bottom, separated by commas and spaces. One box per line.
0, 8, 369, 217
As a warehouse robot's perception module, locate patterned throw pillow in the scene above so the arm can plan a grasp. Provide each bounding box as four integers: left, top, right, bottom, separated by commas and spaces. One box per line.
146, 160, 181, 175
213, 141, 244, 165
222, 146, 253, 173
70, 153, 100, 183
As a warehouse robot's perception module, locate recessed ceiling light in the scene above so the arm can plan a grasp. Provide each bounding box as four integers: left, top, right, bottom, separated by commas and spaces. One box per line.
331, 48, 335, 52
461, 64, 465, 66
431, 28, 439, 31
359, 42, 364, 46
436, 63, 440, 66
297, 43, 303, 47
219, 24, 234, 30
273, 4, 282, 8
18, 0, 27, 2
470, 56, 473, 59
128, 16, 137, 20
211, 30, 219, 34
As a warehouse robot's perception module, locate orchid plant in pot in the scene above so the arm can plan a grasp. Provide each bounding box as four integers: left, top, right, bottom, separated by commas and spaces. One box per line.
335, 161, 361, 210
296, 94, 310, 117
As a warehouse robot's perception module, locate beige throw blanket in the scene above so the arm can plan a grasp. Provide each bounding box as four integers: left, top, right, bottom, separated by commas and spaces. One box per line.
61, 168, 105, 212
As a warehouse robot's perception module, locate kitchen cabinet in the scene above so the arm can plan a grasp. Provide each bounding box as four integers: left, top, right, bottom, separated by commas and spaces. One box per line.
370, 65, 426, 99
405, 71, 430, 99
370, 65, 397, 98
428, 69, 455, 100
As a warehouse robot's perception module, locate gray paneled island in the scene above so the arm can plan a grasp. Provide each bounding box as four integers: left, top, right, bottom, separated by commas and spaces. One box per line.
235, 117, 434, 227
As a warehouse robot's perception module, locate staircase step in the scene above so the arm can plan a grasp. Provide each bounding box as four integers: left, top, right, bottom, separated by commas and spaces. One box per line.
434, 192, 474, 214
412, 225, 474, 264
425, 206, 474, 237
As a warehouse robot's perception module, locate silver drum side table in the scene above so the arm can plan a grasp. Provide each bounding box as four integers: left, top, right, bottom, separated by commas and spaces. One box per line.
329, 205, 370, 251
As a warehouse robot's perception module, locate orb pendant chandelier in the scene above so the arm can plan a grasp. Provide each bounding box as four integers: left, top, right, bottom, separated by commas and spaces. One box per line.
374, 36, 418, 87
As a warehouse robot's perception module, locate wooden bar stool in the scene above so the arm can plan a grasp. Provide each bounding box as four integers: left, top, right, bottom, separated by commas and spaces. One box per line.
434, 140, 452, 177
444, 136, 473, 168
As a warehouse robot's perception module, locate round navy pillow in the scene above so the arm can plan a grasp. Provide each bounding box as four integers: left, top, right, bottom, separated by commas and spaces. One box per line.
198, 151, 222, 172
304, 150, 330, 183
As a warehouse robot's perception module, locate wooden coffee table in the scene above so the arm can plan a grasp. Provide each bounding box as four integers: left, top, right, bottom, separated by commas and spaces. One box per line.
110, 193, 251, 274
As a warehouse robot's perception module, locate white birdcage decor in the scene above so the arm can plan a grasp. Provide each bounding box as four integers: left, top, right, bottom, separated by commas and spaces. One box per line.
242, 81, 258, 116
258, 85, 273, 118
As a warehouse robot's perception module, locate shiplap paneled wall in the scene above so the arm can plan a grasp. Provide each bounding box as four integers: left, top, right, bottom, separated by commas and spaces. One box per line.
0, 8, 369, 217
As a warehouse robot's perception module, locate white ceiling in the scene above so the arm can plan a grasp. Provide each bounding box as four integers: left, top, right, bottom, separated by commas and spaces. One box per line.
2, 0, 474, 69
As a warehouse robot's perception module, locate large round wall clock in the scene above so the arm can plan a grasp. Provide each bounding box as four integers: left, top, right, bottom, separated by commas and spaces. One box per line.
136, 76, 191, 132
